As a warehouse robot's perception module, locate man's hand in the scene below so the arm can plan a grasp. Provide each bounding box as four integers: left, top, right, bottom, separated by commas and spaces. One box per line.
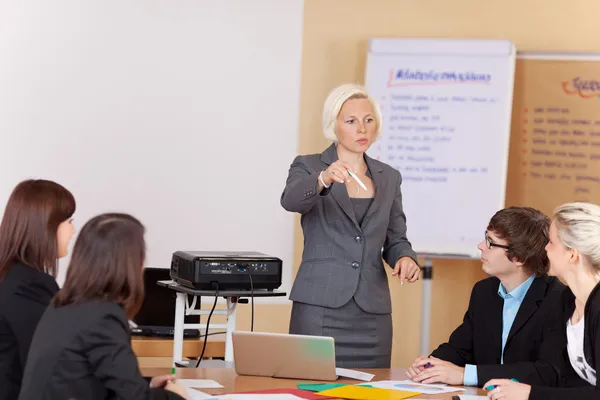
411, 356, 465, 385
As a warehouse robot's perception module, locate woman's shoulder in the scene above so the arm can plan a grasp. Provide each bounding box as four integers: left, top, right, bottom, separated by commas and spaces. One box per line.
588, 282, 600, 317
0, 263, 58, 305
2, 262, 56, 286
291, 152, 323, 165
53, 300, 128, 326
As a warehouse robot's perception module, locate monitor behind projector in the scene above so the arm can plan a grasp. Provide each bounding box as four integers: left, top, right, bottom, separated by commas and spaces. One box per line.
132, 267, 200, 338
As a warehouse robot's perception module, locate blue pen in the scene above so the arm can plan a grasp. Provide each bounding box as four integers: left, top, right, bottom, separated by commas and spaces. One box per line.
485, 378, 518, 390
425, 362, 432, 368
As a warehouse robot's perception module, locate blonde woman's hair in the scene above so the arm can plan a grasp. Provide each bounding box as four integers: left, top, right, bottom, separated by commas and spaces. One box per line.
322, 83, 383, 142
554, 202, 600, 274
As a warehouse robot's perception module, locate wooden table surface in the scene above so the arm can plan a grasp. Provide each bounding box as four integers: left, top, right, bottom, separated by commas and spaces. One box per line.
141, 367, 487, 399
132, 335, 225, 358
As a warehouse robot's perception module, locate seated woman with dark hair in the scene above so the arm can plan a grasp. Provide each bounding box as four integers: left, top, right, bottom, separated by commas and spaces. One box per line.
0, 179, 76, 400
18, 213, 188, 400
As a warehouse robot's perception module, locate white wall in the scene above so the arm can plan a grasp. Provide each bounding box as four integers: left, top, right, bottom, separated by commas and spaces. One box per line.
0, 0, 304, 300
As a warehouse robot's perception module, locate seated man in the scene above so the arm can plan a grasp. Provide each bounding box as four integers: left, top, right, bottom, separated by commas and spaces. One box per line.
407, 207, 567, 387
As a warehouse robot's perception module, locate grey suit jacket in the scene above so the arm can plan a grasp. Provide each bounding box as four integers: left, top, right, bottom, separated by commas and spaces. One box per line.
281, 144, 417, 314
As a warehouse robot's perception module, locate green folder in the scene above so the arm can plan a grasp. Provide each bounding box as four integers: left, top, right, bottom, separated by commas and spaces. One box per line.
296, 383, 347, 392
296, 383, 373, 392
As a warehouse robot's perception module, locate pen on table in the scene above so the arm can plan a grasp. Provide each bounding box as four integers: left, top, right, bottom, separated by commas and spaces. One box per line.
347, 171, 367, 191
485, 378, 519, 390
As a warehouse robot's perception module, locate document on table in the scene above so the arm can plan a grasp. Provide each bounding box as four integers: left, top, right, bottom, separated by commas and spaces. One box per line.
336, 367, 375, 381
200, 395, 304, 400
186, 388, 212, 400
176, 379, 224, 389
358, 380, 466, 394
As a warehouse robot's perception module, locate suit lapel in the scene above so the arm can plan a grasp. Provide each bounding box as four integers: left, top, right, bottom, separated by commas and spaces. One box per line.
486, 288, 505, 362
360, 154, 385, 229
506, 277, 546, 344
320, 144, 360, 231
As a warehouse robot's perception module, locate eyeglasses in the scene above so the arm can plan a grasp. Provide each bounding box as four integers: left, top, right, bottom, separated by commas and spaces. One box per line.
484, 232, 510, 250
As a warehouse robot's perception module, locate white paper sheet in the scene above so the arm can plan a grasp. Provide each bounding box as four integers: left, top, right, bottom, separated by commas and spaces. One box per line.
335, 367, 375, 381
358, 380, 466, 394
201, 395, 304, 400
186, 388, 212, 399
176, 379, 224, 389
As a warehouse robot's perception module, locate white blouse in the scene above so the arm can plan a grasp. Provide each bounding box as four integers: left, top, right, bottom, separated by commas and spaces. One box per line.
567, 316, 597, 386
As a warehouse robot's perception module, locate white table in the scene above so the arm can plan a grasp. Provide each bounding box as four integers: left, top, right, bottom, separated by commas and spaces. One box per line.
157, 280, 286, 364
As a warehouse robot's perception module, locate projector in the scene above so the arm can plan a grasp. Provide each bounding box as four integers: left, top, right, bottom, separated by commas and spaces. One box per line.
170, 251, 283, 291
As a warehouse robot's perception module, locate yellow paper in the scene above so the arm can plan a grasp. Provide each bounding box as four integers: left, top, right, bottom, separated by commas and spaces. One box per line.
317, 385, 421, 400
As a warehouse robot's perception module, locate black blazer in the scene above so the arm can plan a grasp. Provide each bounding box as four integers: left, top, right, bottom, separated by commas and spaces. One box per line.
530, 283, 600, 400
430, 275, 567, 386
18, 300, 184, 400
0, 263, 59, 400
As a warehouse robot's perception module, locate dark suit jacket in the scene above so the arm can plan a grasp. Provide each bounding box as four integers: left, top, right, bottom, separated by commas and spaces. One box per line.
18, 300, 184, 400
0, 263, 59, 400
430, 275, 567, 387
281, 143, 417, 314
530, 283, 600, 400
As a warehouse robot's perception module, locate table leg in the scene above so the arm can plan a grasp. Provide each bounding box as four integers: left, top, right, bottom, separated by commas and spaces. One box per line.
225, 298, 237, 362
172, 292, 186, 365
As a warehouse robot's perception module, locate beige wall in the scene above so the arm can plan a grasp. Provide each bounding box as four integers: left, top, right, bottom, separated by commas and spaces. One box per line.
234, 0, 600, 368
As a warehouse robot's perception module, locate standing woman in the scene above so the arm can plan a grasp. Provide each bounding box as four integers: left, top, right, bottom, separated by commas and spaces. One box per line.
19, 213, 188, 400
281, 83, 420, 368
0, 179, 76, 400
484, 202, 600, 399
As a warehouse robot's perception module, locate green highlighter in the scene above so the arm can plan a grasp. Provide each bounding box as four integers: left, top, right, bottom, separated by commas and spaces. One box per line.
485, 378, 518, 390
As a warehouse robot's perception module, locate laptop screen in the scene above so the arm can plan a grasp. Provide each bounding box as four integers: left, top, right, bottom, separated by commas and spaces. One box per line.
133, 267, 198, 328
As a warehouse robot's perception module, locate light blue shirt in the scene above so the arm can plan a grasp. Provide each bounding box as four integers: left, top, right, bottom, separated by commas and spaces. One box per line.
463, 274, 536, 386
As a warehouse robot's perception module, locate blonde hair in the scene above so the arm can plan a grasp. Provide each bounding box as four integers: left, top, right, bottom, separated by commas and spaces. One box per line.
322, 83, 383, 142
554, 202, 600, 274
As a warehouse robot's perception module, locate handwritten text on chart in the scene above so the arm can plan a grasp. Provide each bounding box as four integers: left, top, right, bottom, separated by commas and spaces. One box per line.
387, 68, 492, 87
379, 95, 496, 183
562, 77, 600, 99
523, 107, 600, 196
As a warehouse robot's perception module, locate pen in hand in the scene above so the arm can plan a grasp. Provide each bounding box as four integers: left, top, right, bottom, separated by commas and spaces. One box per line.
485, 378, 519, 390
347, 171, 367, 191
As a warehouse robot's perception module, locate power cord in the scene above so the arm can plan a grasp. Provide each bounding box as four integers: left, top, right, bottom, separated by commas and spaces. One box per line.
249, 274, 254, 332
195, 283, 219, 368
199, 331, 226, 338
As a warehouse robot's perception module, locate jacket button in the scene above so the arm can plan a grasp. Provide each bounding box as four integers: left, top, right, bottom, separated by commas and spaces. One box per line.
351, 261, 360, 269
355, 236, 363, 243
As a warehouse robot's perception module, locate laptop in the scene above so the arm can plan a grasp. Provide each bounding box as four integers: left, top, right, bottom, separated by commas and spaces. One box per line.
132, 267, 200, 338
232, 331, 337, 381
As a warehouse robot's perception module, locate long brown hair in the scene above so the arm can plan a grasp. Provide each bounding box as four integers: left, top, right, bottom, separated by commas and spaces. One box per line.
0, 179, 76, 280
53, 213, 146, 318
